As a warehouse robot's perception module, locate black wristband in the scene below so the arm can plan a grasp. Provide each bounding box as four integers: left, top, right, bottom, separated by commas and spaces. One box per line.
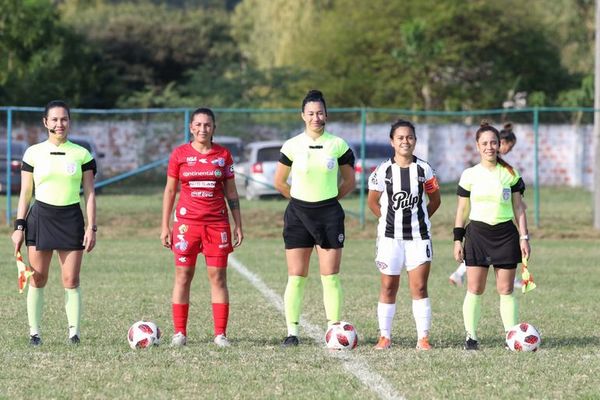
14, 218, 26, 231
453, 227, 466, 242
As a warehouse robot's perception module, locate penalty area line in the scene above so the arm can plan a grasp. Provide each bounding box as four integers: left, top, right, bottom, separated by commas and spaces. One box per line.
229, 255, 405, 400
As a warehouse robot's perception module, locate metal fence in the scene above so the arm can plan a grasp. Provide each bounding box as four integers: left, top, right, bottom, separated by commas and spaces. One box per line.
1, 106, 597, 227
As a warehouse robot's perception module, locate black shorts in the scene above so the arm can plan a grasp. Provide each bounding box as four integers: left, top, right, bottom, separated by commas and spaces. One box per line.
464, 220, 520, 268
26, 201, 85, 251
283, 197, 345, 249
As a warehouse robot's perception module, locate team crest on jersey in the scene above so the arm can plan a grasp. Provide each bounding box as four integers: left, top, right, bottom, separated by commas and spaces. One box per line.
186, 156, 197, 166
212, 157, 225, 167
376, 261, 388, 271
178, 224, 188, 234
325, 157, 335, 170
502, 188, 511, 201
214, 169, 222, 177
174, 239, 188, 251
66, 162, 77, 175
392, 191, 418, 210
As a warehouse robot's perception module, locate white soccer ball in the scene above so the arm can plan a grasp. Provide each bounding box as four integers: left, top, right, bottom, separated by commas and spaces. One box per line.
505, 322, 541, 352
127, 320, 161, 349
325, 321, 358, 350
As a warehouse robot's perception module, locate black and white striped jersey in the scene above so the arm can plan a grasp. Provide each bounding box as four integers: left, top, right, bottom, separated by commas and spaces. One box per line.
368, 156, 439, 240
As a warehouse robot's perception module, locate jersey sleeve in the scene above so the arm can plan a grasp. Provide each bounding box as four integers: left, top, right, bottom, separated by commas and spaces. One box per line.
423, 163, 439, 194
224, 150, 235, 180
167, 147, 180, 179
368, 163, 385, 192
279, 139, 293, 163
457, 168, 472, 197
22, 146, 35, 170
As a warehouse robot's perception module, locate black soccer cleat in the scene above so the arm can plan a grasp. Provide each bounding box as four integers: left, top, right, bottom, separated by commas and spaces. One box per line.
281, 335, 299, 347
69, 335, 80, 345
464, 337, 479, 351
29, 334, 42, 346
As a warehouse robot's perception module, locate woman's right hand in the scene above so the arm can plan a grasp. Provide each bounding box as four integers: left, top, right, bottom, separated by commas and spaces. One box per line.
160, 227, 171, 248
11, 230, 24, 256
453, 241, 464, 263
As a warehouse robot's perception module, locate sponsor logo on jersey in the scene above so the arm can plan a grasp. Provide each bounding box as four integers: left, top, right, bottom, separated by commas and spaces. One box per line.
191, 191, 214, 198
214, 169, 222, 178
370, 174, 379, 185
384, 177, 392, 185
391, 191, 418, 211
418, 176, 426, 183
66, 162, 77, 175
189, 181, 216, 188
199, 158, 208, 164
218, 244, 229, 249
178, 224, 188, 234
338, 233, 344, 243
182, 171, 215, 177
229, 165, 235, 174
178, 256, 187, 263
502, 188, 511, 201
212, 157, 225, 167
186, 156, 197, 166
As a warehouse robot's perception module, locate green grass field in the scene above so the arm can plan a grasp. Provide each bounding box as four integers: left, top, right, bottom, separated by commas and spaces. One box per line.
1, 186, 600, 399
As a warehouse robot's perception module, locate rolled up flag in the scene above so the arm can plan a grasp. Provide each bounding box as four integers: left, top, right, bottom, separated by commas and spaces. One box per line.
16, 251, 34, 294
521, 257, 536, 294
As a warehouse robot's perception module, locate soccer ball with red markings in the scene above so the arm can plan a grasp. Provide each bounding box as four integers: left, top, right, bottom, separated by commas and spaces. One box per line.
325, 321, 358, 350
127, 320, 161, 349
505, 322, 541, 352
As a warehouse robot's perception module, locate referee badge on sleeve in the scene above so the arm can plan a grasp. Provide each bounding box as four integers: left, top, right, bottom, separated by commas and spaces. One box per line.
502, 188, 511, 201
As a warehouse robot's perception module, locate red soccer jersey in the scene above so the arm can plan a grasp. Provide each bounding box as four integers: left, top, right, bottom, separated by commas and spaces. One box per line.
167, 143, 235, 225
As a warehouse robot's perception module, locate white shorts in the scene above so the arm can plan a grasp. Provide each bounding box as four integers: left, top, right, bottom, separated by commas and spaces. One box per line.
375, 237, 433, 276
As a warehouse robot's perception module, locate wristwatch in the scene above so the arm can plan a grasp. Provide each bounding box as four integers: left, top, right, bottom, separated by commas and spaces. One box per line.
519, 234, 529, 240
91, 225, 98, 232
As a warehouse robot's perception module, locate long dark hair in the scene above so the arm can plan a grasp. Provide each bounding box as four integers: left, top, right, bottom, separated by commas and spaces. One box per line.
476, 121, 515, 176
301, 89, 327, 115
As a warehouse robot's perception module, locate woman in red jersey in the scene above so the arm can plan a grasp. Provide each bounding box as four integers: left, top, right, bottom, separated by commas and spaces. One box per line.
161, 107, 243, 347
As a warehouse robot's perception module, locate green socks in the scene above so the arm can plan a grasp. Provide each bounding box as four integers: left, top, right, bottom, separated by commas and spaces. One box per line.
321, 274, 343, 325
65, 287, 82, 338
27, 286, 44, 336
463, 291, 482, 340
284, 276, 306, 336
500, 293, 518, 331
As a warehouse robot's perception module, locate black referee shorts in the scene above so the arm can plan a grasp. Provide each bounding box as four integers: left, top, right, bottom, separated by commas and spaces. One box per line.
26, 201, 85, 251
283, 197, 345, 249
464, 220, 520, 268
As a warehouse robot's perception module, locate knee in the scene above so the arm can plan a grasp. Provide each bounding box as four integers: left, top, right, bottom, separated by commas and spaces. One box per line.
175, 270, 194, 287
411, 285, 428, 299
62, 275, 80, 289
31, 273, 49, 288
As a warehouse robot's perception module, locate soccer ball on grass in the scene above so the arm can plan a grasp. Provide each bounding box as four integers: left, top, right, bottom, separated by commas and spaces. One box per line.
325, 321, 358, 350
505, 322, 541, 352
128, 320, 161, 349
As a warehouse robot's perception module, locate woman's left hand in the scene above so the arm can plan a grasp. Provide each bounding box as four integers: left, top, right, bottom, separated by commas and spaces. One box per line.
83, 227, 96, 252
233, 225, 244, 248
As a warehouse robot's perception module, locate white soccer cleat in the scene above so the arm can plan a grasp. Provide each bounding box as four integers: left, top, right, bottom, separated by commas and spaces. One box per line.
170, 332, 187, 347
213, 334, 230, 347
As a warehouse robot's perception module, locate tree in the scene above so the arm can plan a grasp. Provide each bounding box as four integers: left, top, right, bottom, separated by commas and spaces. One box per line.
0, 0, 113, 106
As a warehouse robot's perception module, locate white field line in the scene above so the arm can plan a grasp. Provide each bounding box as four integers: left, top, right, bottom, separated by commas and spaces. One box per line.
229, 255, 405, 400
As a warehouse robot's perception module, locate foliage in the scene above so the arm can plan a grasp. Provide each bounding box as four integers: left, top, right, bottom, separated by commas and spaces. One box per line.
0, 0, 114, 107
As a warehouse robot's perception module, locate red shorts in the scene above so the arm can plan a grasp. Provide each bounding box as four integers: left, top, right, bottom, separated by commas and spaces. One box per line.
171, 221, 233, 268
